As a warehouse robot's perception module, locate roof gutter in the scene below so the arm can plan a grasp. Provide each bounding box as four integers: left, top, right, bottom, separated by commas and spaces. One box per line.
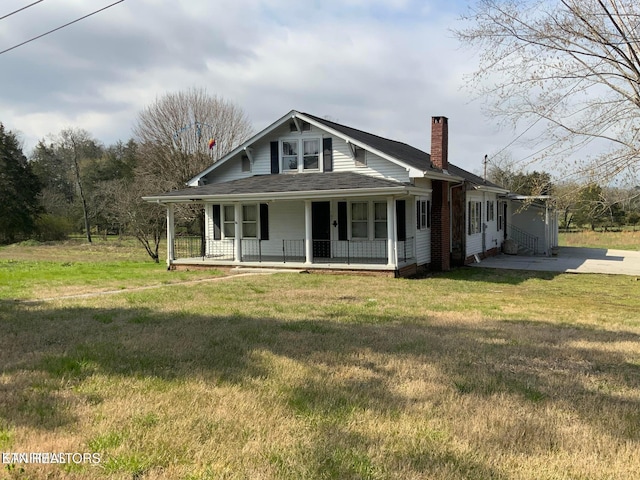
142, 184, 430, 204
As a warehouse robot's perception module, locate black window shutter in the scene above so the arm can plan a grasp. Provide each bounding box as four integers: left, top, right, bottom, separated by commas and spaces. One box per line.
427, 201, 431, 228
396, 200, 406, 241
212, 204, 221, 240
416, 200, 421, 230
338, 201, 347, 240
260, 203, 269, 240
270, 141, 279, 174
323, 137, 333, 172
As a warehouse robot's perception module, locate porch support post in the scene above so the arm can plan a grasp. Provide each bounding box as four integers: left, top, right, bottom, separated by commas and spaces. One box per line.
305, 200, 313, 265
234, 203, 242, 263
166, 204, 175, 268
387, 196, 396, 267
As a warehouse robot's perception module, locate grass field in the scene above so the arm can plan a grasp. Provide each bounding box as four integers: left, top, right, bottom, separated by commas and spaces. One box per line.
559, 229, 640, 250
1, 239, 639, 479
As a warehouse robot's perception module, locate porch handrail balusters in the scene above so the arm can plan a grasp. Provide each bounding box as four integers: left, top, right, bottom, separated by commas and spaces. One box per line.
507, 225, 539, 254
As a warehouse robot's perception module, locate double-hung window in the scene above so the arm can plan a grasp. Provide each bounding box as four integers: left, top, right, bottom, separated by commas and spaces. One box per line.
350, 201, 387, 239
468, 201, 482, 235
242, 205, 257, 238
486, 200, 495, 222
282, 141, 299, 171
223, 205, 235, 238
416, 199, 431, 230
281, 138, 321, 172
373, 202, 387, 239
351, 202, 368, 239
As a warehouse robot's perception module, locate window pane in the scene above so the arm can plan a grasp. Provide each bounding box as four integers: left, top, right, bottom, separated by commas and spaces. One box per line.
223, 223, 235, 238
282, 141, 297, 155
352, 202, 367, 221
303, 139, 319, 155
224, 205, 234, 221
285, 156, 298, 170
243, 205, 257, 221
374, 202, 387, 221
243, 223, 257, 237
303, 156, 319, 169
374, 222, 387, 239
352, 222, 367, 238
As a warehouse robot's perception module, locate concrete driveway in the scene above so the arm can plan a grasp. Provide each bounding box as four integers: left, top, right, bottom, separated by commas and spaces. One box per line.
472, 247, 640, 276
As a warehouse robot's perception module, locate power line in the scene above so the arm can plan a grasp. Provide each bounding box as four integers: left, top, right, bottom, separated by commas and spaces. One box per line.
0, 0, 45, 21
0, 0, 125, 56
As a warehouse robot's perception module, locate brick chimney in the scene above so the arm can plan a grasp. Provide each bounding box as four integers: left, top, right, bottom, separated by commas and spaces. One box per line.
431, 116, 448, 170
430, 116, 451, 271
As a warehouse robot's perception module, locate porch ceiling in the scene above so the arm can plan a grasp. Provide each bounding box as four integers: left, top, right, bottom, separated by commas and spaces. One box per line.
143, 171, 429, 203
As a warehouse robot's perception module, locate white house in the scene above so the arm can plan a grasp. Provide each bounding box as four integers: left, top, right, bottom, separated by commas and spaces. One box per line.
143, 110, 557, 276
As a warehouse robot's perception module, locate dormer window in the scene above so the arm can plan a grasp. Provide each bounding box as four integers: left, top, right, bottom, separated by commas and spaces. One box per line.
281, 138, 321, 172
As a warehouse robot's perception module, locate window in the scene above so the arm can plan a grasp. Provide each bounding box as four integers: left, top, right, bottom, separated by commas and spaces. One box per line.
282, 141, 298, 171
241, 155, 251, 172
498, 202, 504, 231
416, 199, 431, 230
469, 201, 482, 235
374, 202, 387, 239
355, 147, 367, 167
242, 205, 257, 238
351, 202, 368, 239
486, 200, 495, 222
303, 139, 319, 170
223, 205, 235, 238
281, 138, 322, 172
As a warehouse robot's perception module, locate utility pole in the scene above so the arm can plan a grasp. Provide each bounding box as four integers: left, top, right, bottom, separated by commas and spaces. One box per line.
483, 154, 488, 183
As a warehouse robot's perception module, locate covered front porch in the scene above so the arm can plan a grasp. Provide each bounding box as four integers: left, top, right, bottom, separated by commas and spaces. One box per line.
144, 172, 431, 276
165, 197, 418, 275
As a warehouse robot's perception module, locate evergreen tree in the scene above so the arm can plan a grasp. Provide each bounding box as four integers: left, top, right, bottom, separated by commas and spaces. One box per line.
0, 124, 41, 243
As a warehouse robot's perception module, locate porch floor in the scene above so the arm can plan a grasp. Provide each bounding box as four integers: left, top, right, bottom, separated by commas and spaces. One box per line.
171, 256, 403, 274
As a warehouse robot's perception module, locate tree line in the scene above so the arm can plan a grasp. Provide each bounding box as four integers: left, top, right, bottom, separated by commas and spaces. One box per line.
488, 163, 640, 231
0, 88, 252, 261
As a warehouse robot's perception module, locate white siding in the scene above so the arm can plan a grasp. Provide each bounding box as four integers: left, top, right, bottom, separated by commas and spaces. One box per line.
202, 127, 412, 185
332, 136, 410, 182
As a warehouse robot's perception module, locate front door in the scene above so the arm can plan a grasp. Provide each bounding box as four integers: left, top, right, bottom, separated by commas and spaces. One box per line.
312, 201, 331, 258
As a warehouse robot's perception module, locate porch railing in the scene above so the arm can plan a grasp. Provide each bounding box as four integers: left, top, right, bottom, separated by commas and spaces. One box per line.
173, 235, 205, 259
174, 237, 415, 265
398, 237, 415, 263
507, 225, 539, 255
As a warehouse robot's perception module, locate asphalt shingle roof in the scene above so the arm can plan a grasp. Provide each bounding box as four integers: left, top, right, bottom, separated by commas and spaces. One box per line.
302, 112, 437, 173
153, 171, 409, 198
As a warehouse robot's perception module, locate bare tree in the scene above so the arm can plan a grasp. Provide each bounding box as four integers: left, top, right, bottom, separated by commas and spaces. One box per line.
456, 0, 640, 181
133, 87, 253, 190
44, 129, 102, 243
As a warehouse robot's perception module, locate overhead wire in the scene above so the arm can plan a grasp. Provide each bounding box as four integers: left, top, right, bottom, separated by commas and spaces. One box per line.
0, 0, 45, 21
0, 0, 125, 56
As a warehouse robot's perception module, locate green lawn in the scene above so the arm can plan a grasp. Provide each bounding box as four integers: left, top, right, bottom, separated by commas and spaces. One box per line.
1, 240, 639, 479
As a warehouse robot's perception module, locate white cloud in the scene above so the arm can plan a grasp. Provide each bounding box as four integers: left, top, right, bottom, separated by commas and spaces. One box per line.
0, 0, 519, 174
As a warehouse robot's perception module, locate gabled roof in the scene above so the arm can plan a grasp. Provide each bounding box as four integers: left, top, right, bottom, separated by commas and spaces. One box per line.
187, 109, 461, 185
300, 113, 441, 174
145, 171, 426, 203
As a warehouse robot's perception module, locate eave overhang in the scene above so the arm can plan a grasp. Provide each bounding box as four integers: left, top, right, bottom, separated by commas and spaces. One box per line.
143, 184, 431, 205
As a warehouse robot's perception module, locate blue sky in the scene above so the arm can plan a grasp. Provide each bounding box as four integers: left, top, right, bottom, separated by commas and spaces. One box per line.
0, 0, 522, 175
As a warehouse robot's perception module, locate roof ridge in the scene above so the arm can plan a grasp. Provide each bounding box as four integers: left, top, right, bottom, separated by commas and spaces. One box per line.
300, 112, 427, 153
